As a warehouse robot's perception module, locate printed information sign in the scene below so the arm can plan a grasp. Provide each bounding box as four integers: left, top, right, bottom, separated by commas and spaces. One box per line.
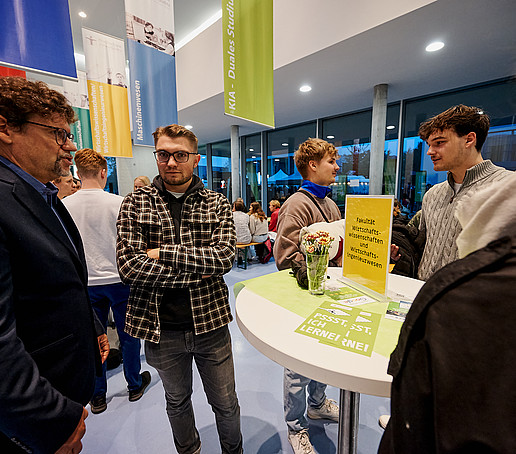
343, 195, 394, 294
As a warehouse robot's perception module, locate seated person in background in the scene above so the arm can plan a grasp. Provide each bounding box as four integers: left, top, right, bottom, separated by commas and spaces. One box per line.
379, 174, 516, 454
249, 201, 268, 243
392, 198, 408, 225
249, 201, 269, 261
133, 175, 150, 191
232, 200, 252, 244
235, 197, 246, 211
268, 199, 281, 232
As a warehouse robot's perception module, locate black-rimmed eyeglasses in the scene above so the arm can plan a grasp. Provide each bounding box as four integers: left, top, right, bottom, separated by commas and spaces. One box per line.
153, 150, 197, 163
25, 120, 74, 146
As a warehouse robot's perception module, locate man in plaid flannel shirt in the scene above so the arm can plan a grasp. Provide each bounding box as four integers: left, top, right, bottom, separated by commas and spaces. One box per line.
116, 124, 242, 454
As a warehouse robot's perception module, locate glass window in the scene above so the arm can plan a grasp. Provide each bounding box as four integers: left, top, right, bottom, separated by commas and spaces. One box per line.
267, 122, 316, 209
105, 157, 119, 194
322, 104, 400, 213
196, 144, 207, 187
400, 78, 516, 216
243, 134, 261, 207
211, 140, 231, 198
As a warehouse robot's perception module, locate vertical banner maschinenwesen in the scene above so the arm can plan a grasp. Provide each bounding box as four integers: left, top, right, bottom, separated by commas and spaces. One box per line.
82, 28, 132, 158
222, 0, 274, 128
124, 0, 177, 147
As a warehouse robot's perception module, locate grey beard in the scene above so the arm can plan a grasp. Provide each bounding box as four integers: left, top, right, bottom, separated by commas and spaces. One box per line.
54, 158, 71, 177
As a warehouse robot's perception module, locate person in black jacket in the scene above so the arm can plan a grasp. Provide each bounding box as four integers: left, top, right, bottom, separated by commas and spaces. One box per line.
379, 175, 516, 454
0, 77, 108, 454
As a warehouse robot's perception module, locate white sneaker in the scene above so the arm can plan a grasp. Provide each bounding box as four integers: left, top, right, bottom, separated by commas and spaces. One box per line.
307, 398, 339, 422
379, 414, 390, 430
288, 430, 315, 454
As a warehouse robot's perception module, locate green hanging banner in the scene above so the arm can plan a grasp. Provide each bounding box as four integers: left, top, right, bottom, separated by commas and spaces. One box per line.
222, 0, 274, 128
71, 107, 93, 150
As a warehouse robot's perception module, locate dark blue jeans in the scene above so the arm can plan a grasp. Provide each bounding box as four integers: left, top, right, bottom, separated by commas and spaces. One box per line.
145, 325, 242, 454
88, 283, 142, 396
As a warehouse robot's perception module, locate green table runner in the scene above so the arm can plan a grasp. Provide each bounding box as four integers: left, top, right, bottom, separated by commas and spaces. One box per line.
234, 269, 404, 358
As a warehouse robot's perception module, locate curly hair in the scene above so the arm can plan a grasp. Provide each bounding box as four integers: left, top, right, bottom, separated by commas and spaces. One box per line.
152, 124, 198, 152
0, 76, 75, 128
418, 104, 490, 152
74, 148, 107, 178
294, 138, 339, 179
248, 201, 267, 221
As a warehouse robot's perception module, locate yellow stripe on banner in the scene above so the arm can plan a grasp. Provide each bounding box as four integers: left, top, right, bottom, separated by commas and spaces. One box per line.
87, 80, 132, 157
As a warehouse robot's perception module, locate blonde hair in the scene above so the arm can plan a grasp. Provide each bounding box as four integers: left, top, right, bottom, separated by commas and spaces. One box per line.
269, 200, 280, 209
294, 138, 339, 179
134, 175, 151, 186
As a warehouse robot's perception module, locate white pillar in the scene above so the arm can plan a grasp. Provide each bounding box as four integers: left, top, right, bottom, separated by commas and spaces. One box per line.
231, 125, 240, 202
369, 84, 388, 195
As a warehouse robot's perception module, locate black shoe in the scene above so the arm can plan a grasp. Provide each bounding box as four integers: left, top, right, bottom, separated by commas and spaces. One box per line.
129, 371, 151, 402
90, 394, 107, 414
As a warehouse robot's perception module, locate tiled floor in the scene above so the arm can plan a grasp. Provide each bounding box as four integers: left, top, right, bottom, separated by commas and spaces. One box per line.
83, 259, 389, 453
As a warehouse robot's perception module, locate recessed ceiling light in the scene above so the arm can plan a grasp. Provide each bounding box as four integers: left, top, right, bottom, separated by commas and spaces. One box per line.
78, 11, 87, 18
184, 124, 193, 130
299, 85, 312, 93
252, 156, 256, 159
425, 41, 444, 52
281, 142, 289, 147
274, 158, 280, 162
326, 135, 335, 139
249, 148, 254, 152
386, 125, 396, 130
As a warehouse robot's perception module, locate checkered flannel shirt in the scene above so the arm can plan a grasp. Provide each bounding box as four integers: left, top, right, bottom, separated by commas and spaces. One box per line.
116, 182, 236, 343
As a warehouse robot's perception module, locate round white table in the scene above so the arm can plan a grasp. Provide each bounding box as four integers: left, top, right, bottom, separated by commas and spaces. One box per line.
235, 268, 424, 454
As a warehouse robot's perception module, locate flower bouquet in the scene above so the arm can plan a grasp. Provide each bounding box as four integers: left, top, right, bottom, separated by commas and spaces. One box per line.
302, 231, 334, 295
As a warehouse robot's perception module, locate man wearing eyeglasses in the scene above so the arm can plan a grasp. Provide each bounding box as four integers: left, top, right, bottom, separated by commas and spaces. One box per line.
117, 124, 242, 454
0, 77, 108, 454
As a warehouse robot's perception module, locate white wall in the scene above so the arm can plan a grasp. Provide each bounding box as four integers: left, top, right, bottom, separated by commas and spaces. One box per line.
176, 0, 435, 110
116, 145, 158, 195
121, 0, 437, 192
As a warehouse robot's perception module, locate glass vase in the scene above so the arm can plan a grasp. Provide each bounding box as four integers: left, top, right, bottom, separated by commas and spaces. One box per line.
306, 252, 329, 295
